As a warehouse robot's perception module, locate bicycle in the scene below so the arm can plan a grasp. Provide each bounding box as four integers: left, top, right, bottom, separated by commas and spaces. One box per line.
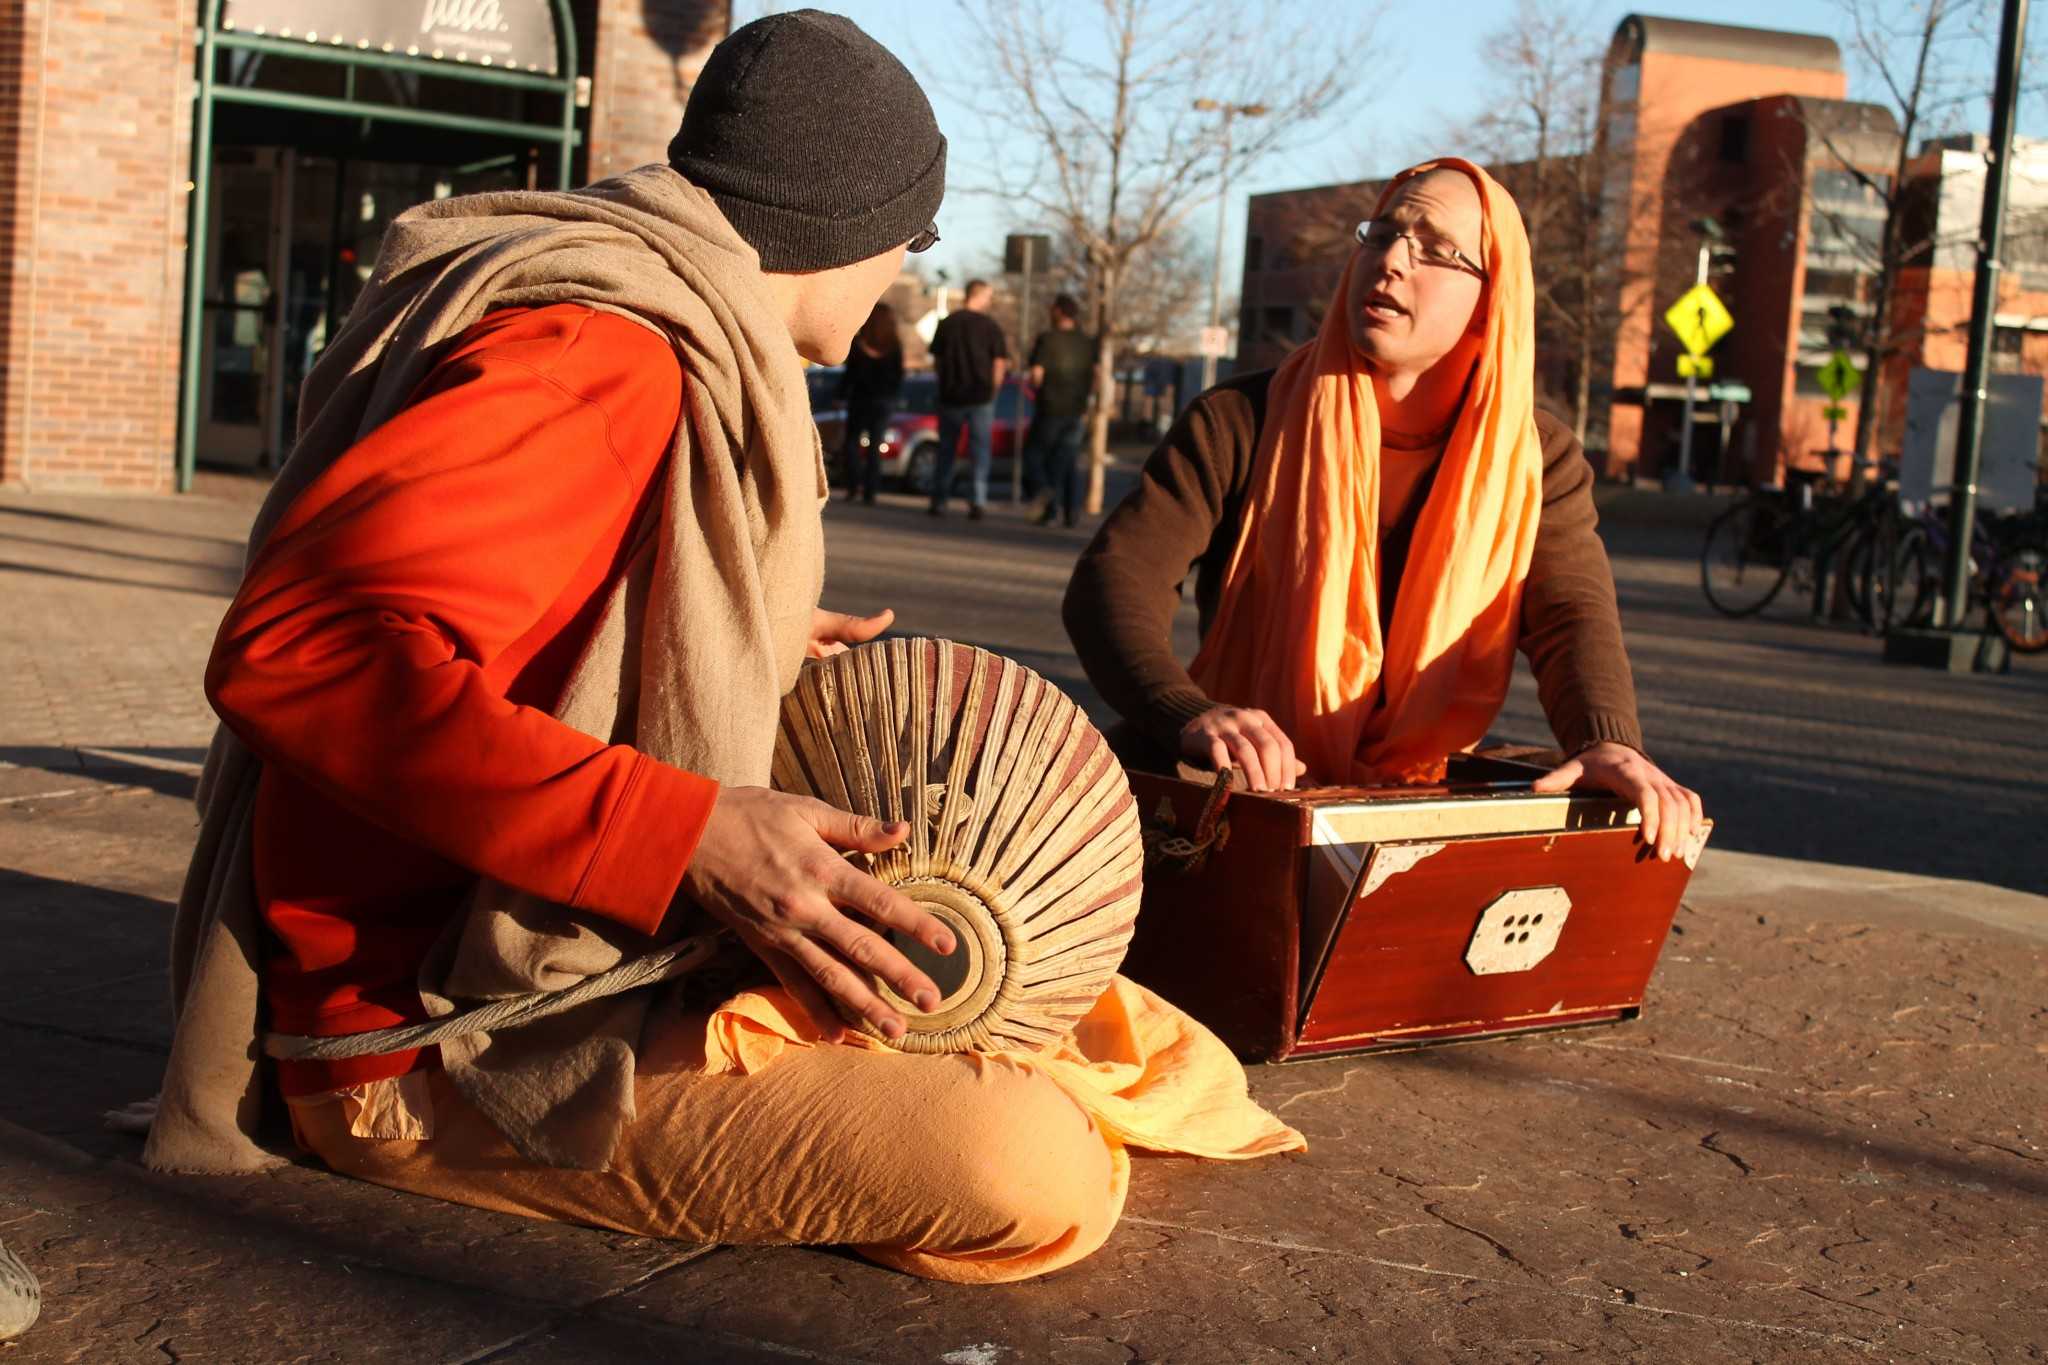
1881, 501, 2048, 653
1699, 472, 1899, 622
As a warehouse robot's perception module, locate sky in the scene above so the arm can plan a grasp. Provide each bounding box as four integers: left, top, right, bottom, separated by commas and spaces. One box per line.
730, 1, 2043, 299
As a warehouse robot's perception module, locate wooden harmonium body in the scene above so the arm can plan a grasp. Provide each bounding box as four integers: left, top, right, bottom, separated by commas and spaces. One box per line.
1122, 755, 1711, 1062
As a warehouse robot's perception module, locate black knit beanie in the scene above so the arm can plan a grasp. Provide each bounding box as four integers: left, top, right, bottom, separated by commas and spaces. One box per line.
668, 10, 946, 273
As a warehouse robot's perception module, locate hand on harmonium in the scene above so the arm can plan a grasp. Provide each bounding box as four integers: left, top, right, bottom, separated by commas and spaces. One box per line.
806, 606, 895, 658
1532, 741, 1705, 863
1179, 704, 1310, 792
678, 786, 956, 1042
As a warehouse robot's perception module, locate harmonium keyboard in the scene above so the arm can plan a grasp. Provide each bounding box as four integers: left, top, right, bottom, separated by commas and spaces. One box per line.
1122, 752, 1711, 1062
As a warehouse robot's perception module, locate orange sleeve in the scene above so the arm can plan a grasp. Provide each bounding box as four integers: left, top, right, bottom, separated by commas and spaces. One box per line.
208, 307, 713, 937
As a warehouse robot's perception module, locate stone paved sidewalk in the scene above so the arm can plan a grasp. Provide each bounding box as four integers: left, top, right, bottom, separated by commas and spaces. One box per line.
0, 482, 2043, 1363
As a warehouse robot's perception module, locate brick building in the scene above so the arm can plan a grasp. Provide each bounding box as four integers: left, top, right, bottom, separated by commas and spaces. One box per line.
1594, 16, 1849, 480
1234, 14, 2048, 486
1237, 181, 1376, 373
1, 0, 726, 493
1642, 92, 1899, 482
1885, 135, 2048, 455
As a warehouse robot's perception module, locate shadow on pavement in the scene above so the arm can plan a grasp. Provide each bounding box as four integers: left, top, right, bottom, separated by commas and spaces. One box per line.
0, 502, 243, 547
0, 746, 204, 801
0, 558, 237, 599
0, 526, 240, 574
1396, 1045, 2048, 1203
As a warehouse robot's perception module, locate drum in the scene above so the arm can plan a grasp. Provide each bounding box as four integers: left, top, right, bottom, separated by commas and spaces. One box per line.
1124, 753, 1712, 1061
772, 637, 1143, 1053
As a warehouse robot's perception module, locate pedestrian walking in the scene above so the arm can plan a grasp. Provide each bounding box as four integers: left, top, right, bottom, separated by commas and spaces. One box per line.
927, 279, 1008, 518
839, 302, 903, 504
1023, 293, 1096, 528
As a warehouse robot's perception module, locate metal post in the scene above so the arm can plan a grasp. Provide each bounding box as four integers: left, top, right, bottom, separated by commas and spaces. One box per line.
552, 0, 579, 188
1202, 110, 1233, 394
1669, 242, 1709, 495
176, 0, 221, 493
1013, 236, 1036, 504
1194, 100, 1262, 392
263, 147, 294, 469
1939, 0, 2029, 629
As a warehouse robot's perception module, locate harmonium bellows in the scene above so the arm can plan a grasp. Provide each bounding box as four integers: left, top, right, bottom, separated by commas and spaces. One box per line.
1122, 754, 1711, 1062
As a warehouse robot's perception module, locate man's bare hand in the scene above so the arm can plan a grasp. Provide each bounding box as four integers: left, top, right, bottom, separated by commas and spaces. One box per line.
680, 786, 954, 1041
1178, 705, 1308, 792
1532, 741, 1705, 862
807, 606, 893, 659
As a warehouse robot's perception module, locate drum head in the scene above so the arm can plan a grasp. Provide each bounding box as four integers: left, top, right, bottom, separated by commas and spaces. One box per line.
774, 638, 1143, 1054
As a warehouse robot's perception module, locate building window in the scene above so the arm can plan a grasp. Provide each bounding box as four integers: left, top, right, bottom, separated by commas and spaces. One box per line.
1811, 169, 1889, 207
1802, 268, 1862, 301
1608, 62, 1640, 106
2007, 211, 2048, 291
1720, 115, 1750, 164
1262, 306, 1295, 343
1244, 234, 1264, 273
1807, 212, 1883, 262
1992, 325, 2027, 374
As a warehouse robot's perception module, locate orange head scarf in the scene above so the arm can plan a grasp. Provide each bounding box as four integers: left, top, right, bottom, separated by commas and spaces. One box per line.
1186, 158, 1543, 786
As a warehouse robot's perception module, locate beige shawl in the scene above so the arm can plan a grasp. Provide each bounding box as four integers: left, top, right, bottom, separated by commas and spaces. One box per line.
144, 165, 825, 1175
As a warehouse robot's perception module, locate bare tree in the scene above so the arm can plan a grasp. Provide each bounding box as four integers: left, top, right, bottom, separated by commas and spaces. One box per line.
1792, 0, 2007, 478
1464, 0, 1625, 445
945, 0, 1380, 510
1019, 226, 1214, 355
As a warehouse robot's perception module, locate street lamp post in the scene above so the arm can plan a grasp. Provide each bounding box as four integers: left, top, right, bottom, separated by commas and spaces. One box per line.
1193, 98, 1266, 393
1669, 217, 1728, 495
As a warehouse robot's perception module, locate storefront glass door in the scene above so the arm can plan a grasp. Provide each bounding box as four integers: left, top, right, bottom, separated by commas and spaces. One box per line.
197, 147, 290, 468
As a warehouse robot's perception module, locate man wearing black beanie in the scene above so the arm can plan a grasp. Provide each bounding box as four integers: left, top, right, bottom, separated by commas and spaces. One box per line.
179, 9, 1265, 1287
669, 9, 947, 277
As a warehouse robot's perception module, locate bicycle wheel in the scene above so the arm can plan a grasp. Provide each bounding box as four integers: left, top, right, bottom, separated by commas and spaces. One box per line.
1841, 523, 1880, 626
1883, 527, 1938, 631
1990, 542, 2048, 653
1701, 496, 1796, 617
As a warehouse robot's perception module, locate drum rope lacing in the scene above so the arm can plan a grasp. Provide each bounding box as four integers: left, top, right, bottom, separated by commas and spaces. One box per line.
263, 932, 726, 1062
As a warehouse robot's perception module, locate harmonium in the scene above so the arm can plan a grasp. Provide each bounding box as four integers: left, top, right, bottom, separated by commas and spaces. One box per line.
1121, 751, 1711, 1062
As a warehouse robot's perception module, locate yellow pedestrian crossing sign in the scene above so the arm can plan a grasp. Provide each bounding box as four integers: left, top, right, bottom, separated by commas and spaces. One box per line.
1664, 283, 1733, 358
1817, 349, 1862, 400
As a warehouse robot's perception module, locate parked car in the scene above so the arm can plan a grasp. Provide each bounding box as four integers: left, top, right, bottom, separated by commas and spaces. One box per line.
807, 363, 848, 457
817, 372, 1034, 495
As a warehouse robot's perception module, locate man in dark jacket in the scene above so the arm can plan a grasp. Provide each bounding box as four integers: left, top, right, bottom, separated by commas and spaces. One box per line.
927, 279, 1009, 519
1023, 293, 1097, 528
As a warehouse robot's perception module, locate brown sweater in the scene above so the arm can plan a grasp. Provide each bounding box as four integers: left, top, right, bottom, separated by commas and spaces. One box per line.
1063, 369, 1644, 760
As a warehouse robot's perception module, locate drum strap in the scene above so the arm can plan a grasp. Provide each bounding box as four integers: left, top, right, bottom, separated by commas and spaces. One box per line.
262, 932, 727, 1063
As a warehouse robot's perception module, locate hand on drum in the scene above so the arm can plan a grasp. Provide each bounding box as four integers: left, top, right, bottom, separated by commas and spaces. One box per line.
1531, 741, 1704, 862
1179, 704, 1309, 792
807, 606, 894, 658
679, 786, 955, 1042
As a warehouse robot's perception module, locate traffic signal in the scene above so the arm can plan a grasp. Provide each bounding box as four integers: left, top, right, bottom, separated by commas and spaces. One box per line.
1826, 304, 1859, 350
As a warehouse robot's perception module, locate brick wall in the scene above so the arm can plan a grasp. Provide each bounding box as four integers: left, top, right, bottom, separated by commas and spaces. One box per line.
1, 0, 191, 492
1601, 51, 1845, 479
0, 1, 730, 494
1, 1, 35, 486
585, 0, 725, 182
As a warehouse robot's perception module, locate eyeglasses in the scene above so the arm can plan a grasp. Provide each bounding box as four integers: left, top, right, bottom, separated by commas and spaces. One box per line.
907, 223, 940, 253
1354, 220, 1485, 280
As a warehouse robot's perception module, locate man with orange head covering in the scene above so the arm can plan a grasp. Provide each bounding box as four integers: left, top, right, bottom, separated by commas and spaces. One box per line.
1065, 159, 1703, 860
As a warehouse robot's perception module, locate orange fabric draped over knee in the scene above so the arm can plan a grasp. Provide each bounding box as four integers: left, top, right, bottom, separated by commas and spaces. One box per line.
294, 977, 1302, 1285
1187, 158, 1543, 785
